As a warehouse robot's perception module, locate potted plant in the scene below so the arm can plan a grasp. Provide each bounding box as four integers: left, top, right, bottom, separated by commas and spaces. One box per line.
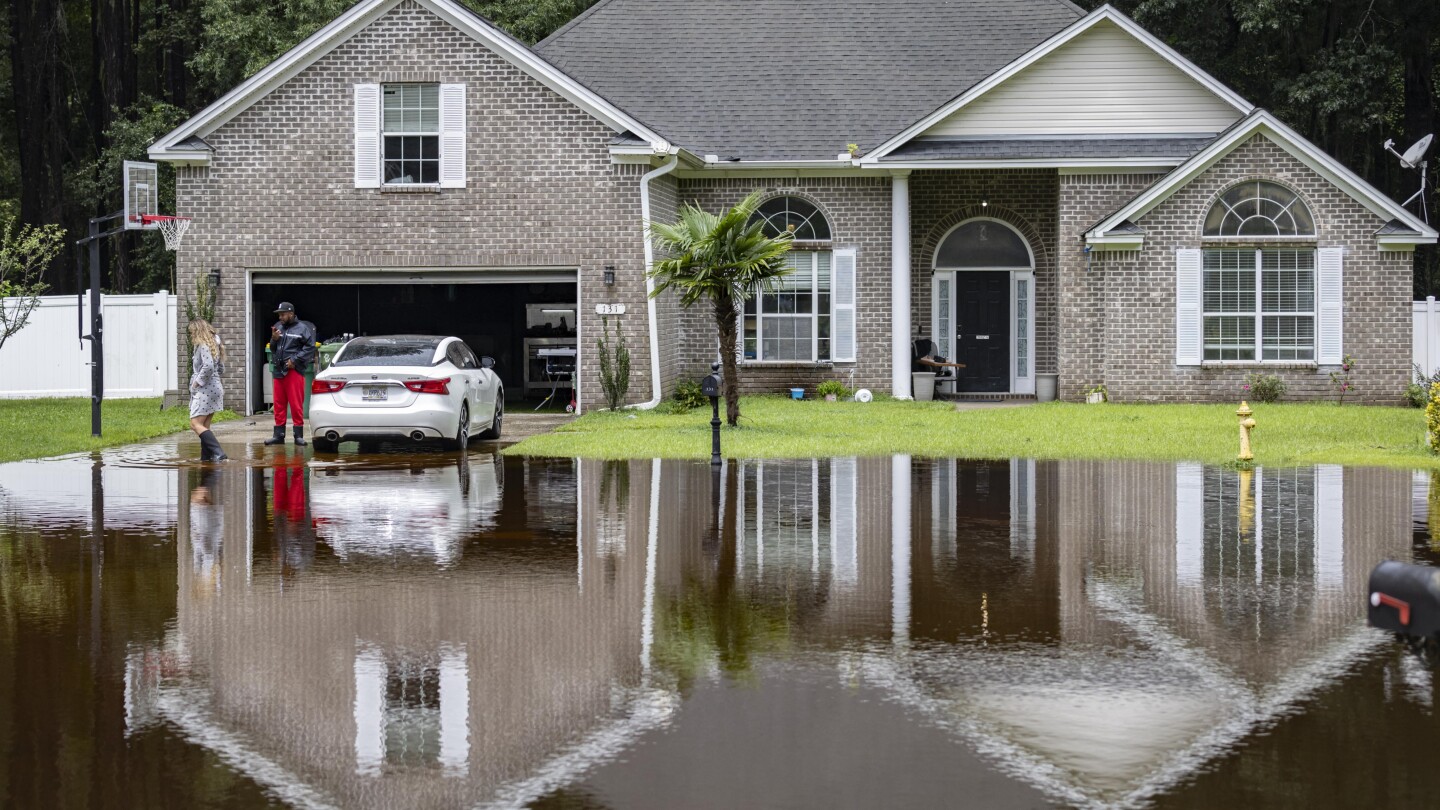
817, 380, 847, 402
1085, 384, 1108, 404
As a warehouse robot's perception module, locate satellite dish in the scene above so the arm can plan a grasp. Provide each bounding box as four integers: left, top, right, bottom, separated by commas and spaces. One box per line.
1402, 134, 1433, 169
1383, 133, 1434, 224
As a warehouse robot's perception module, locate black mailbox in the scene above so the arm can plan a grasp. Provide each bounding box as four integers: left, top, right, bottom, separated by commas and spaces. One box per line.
1368, 560, 1440, 639
701, 369, 721, 398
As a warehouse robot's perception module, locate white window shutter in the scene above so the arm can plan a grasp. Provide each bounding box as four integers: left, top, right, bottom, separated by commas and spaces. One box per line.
735, 306, 745, 364
833, 248, 857, 362
439, 83, 466, 189
1317, 247, 1344, 364
1175, 248, 1202, 365
354, 84, 381, 189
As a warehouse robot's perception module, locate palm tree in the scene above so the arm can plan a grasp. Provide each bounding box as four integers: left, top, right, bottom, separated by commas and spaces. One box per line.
649, 191, 794, 426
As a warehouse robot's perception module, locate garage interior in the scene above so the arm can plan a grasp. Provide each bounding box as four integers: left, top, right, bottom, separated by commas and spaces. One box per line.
249, 276, 577, 416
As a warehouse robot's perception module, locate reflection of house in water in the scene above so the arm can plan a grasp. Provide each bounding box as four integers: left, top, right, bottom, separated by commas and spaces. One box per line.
648, 457, 1413, 806
136, 456, 671, 809
125, 453, 1415, 808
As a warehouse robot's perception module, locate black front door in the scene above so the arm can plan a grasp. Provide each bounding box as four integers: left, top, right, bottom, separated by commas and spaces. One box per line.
953, 272, 1010, 392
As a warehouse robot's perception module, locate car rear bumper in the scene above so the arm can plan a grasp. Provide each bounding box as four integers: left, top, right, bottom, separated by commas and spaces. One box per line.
309, 398, 457, 441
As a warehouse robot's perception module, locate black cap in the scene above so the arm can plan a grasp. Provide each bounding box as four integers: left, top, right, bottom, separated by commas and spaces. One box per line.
274, 302, 295, 313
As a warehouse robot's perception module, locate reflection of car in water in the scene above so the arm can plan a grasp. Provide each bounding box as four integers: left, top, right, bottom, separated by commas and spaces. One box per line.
308, 454, 503, 566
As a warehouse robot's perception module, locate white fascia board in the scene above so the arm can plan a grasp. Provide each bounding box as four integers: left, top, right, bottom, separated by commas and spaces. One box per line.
147, 147, 211, 166
1087, 111, 1439, 241
859, 4, 1253, 164
150, 0, 669, 160
1085, 234, 1145, 250
1377, 235, 1436, 250
870, 158, 1182, 171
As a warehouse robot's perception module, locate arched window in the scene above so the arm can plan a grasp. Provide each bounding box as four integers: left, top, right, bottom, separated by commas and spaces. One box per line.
750, 196, 832, 241
1203, 181, 1315, 238
934, 219, 1032, 269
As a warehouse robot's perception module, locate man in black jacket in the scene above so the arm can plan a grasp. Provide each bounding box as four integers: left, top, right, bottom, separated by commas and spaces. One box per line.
265, 302, 317, 446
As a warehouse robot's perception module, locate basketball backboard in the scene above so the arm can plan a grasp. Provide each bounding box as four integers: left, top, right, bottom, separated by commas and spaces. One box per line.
123, 160, 159, 230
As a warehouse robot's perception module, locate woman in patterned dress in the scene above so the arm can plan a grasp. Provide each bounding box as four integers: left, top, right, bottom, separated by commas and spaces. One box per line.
188, 319, 229, 461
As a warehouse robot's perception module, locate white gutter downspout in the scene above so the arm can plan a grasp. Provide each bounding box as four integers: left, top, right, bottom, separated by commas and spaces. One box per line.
635, 154, 680, 410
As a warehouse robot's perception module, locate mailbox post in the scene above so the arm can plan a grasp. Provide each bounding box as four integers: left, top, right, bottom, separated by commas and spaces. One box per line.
702, 362, 722, 465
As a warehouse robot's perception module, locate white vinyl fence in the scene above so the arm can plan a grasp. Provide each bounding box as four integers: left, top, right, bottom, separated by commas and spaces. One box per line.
0, 292, 178, 399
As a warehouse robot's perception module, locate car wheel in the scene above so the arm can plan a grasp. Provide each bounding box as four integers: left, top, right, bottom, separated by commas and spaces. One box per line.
478, 389, 504, 440
312, 437, 339, 454
442, 403, 469, 451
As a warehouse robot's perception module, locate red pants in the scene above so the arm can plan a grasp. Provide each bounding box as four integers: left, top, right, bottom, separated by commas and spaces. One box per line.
273, 369, 306, 426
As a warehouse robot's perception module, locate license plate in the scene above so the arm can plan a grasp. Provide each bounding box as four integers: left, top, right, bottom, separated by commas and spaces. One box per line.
362, 385, 388, 402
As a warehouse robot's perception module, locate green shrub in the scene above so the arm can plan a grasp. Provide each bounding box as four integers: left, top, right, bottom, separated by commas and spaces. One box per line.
1428, 382, 1440, 454
1243, 373, 1287, 403
816, 380, 848, 399
672, 379, 707, 410
597, 317, 631, 411
1409, 364, 1440, 408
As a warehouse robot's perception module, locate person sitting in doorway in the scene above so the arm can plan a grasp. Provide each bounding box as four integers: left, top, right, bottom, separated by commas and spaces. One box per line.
912, 337, 965, 392
265, 302, 316, 447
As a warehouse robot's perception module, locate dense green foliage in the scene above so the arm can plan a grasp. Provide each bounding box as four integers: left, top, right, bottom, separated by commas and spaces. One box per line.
0, 218, 65, 352
507, 397, 1439, 469
0, 398, 238, 463
0, 0, 1434, 294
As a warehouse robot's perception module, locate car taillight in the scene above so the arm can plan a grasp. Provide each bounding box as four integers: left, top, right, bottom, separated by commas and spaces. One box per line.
404, 377, 450, 395
312, 379, 346, 394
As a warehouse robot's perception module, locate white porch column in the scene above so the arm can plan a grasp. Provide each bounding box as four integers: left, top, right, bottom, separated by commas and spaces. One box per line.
891, 172, 912, 398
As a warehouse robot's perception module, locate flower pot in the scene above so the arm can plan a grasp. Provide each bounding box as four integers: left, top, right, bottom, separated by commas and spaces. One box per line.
790, 388, 804, 400
1036, 374, 1058, 402
1086, 392, 1105, 405
825, 394, 837, 402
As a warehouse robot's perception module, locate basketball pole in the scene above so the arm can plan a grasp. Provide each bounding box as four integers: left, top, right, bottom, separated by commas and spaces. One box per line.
75, 211, 126, 439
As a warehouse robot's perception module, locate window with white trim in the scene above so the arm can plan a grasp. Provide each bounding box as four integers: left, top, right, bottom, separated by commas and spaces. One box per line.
744, 251, 832, 361
382, 83, 439, 185
1202, 249, 1315, 361
1203, 181, 1315, 238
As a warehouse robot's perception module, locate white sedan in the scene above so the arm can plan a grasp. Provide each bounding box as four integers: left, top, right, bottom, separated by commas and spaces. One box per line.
307, 335, 503, 453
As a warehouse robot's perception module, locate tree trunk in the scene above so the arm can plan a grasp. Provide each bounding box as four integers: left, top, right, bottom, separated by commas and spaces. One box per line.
712, 292, 741, 426
9, 0, 69, 287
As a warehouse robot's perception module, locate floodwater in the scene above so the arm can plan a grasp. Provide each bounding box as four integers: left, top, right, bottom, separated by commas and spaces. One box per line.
0, 442, 1437, 809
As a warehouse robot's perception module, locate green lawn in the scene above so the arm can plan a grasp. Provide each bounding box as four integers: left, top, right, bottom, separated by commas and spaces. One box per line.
0, 398, 238, 464
505, 397, 1438, 469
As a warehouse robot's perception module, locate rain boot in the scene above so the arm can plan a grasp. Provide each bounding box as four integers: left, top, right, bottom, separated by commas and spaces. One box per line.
264, 425, 287, 446
293, 426, 307, 447
198, 433, 212, 461
200, 430, 228, 461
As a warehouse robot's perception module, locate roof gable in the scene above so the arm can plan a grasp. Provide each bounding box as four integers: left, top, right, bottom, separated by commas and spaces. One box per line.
1086, 110, 1439, 247
862, 5, 1252, 163
919, 20, 1242, 138
150, 0, 669, 164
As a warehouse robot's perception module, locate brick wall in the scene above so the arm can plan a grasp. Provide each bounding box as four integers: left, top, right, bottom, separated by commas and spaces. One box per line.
175, 1, 654, 412
1059, 135, 1411, 403
673, 177, 893, 395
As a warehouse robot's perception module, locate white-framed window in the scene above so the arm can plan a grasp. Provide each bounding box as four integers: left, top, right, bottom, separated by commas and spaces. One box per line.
744, 251, 832, 361
739, 196, 854, 363
382, 83, 440, 185
1203, 181, 1316, 239
1202, 248, 1315, 362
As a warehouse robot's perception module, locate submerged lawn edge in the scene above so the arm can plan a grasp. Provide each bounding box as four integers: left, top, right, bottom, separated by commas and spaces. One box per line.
504, 398, 1439, 470
0, 397, 240, 464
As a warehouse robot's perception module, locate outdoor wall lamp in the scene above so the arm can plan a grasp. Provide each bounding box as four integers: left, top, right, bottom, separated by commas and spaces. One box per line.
603, 265, 616, 286
208, 268, 222, 288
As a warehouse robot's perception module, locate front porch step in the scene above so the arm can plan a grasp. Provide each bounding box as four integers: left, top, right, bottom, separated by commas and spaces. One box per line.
938, 392, 1037, 402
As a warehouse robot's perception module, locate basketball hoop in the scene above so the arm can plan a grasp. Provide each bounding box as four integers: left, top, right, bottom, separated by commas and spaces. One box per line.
140, 215, 192, 251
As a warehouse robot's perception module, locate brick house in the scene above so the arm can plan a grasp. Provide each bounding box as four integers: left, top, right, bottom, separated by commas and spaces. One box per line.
150, 0, 1437, 410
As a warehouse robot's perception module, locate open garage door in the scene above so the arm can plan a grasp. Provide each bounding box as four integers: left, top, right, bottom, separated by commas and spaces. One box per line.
248, 269, 578, 415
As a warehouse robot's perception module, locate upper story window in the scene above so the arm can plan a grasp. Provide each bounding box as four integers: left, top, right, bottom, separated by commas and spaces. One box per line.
752, 196, 831, 242
1203, 181, 1315, 238
383, 83, 439, 185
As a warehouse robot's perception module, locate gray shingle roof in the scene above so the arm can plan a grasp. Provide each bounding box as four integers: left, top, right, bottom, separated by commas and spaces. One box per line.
536, 0, 1086, 161
1375, 219, 1424, 236
881, 136, 1217, 162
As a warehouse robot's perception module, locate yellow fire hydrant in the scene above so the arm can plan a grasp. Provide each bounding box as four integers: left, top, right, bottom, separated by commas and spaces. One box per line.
1237, 400, 1256, 461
